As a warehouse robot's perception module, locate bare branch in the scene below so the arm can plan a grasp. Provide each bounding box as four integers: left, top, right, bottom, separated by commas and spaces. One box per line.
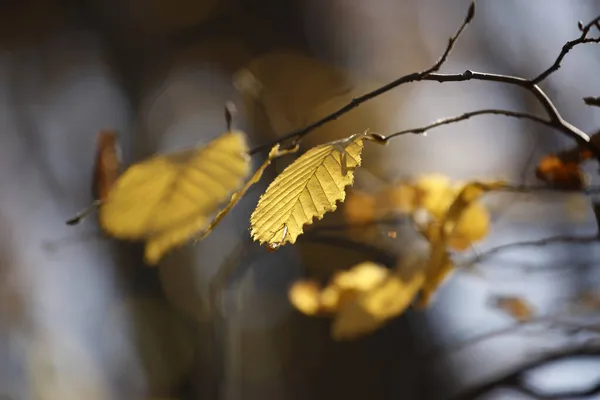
420, 71, 600, 161
247, 3, 600, 166
532, 16, 600, 84
383, 109, 551, 140
248, 1, 476, 155
462, 234, 600, 268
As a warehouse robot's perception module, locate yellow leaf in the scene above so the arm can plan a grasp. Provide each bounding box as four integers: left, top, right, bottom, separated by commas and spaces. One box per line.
287, 261, 425, 339
99, 131, 251, 265
332, 261, 389, 292
414, 174, 456, 219
288, 280, 323, 316
441, 181, 503, 241
332, 263, 424, 340
196, 143, 299, 241
418, 181, 503, 307
490, 295, 534, 322
447, 202, 490, 251
250, 133, 365, 247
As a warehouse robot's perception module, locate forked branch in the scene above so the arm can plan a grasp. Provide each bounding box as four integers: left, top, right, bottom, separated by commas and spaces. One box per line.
248, 4, 600, 166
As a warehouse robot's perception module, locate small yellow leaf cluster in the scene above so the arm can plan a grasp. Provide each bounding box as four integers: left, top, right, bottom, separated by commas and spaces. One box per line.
345, 174, 497, 252
294, 177, 506, 339
289, 261, 424, 340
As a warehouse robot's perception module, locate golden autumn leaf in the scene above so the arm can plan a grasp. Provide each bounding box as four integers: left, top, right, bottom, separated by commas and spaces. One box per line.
250, 133, 365, 248
195, 143, 299, 242
447, 202, 490, 251
99, 131, 251, 265
417, 181, 504, 307
490, 295, 534, 322
288, 280, 323, 316
332, 262, 424, 340
414, 174, 457, 219
288, 261, 424, 340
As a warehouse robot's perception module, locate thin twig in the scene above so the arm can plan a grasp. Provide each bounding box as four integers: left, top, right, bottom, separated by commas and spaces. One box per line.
247, 7, 600, 166
384, 109, 551, 140
532, 16, 600, 84
420, 71, 600, 161
65, 200, 103, 225
462, 234, 600, 268
248, 1, 476, 155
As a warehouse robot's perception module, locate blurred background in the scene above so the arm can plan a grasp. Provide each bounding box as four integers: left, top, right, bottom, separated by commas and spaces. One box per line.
1, 0, 600, 399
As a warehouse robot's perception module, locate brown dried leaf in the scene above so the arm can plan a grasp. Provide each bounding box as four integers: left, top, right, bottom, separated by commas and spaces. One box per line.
535, 154, 585, 190
92, 130, 121, 201
490, 295, 534, 322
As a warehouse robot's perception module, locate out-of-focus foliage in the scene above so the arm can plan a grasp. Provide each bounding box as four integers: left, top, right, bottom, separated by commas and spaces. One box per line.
250, 133, 365, 249
289, 261, 424, 340
99, 131, 251, 264
536, 154, 586, 190
196, 143, 300, 242
489, 295, 535, 322
287, 176, 506, 339
348, 174, 501, 253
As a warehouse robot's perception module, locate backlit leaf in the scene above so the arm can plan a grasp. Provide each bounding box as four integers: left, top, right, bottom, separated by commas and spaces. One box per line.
447, 202, 490, 250
250, 133, 365, 248
414, 174, 456, 219
288, 279, 323, 316
288, 261, 424, 340
332, 263, 424, 340
196, 143, 299, 241
99, 131, 251, 265
418, 181, 503, 307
